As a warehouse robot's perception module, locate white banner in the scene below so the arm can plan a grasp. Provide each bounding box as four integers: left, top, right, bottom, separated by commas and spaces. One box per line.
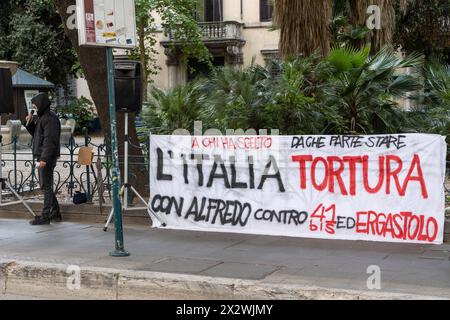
149, 134, 447, 244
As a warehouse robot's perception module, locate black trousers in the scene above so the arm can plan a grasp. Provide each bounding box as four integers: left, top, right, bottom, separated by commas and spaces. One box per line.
38, 161, 59, 217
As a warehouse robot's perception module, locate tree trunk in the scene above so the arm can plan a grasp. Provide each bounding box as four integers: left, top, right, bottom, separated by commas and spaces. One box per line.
138, 23, 149, 101
274, 0, 332, 58
349, 0, 396, 53
54, 0, 148, 197
349, 100, 357, 133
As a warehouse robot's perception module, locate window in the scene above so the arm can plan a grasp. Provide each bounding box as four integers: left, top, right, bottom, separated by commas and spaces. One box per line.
195, 0, 223, 22
205, 0, 223, 22
260, 0, 273, 22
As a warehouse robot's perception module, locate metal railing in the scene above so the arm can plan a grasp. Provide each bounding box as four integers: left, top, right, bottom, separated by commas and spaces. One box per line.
2, 129, 448, 210
0, 128, 149, 203
199, 21, 243, 40
168, 21, 243, 41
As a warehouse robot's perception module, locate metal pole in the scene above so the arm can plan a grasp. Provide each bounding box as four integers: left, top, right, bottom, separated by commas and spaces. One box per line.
13, 136, 17, 190
83, 127, 92, 203
0, 115, 3, 205
148, 130, 151, 197
106, 47, 129, 257
124, 112, 129, 210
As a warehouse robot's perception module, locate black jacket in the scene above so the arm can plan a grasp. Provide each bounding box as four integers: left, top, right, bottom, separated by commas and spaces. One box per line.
25, 93, 61, 163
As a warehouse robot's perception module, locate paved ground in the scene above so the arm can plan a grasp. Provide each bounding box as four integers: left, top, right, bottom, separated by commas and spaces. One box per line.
0, 218, 449, 299
0, 294, 45, 300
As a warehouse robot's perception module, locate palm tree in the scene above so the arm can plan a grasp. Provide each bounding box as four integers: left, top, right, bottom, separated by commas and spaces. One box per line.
348, 0, 393, 52
263, 55, 347, 134
347, 0, 411, 52
274, 0, 333, 58
274, 0, 411, 59
325, 46, 423, 133
205, 63, 273, 131
395, 0, 450, 59
407, 61, 450, 135
142, 80, 210, 134
423, 61, 450, 106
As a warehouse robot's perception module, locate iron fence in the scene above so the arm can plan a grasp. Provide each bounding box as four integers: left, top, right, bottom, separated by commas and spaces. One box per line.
0, 128, 149, 203
1, 129, 449, 206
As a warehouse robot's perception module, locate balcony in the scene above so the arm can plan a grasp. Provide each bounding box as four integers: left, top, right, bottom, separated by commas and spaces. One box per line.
197, 21, 243, 42
164, 21, 244, 43
161, 20, 246, 66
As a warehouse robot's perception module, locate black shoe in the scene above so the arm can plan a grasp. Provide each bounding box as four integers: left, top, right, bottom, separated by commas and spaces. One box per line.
29, 215, 50, 225
50, 211, 62, 222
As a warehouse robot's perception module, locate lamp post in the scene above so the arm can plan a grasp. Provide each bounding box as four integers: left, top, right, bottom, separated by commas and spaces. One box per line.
106, 48, 129, 257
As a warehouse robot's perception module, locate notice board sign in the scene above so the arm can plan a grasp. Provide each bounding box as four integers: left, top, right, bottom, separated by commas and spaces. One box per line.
77, 0, 137, 48
149, 134, 447, 245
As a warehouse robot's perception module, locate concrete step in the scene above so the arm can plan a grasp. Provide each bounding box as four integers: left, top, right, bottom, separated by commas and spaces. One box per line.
1, 218, 449, 300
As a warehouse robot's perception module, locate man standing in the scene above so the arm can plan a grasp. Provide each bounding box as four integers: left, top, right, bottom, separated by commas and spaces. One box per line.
25, 93, 61, 225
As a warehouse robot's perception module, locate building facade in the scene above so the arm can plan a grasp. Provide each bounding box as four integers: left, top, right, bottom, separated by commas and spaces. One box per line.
152, 0, 279, 89
70, 0, 280, 102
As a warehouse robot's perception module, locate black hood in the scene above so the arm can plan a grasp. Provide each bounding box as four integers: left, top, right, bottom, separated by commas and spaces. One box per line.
31, 93, 51, 116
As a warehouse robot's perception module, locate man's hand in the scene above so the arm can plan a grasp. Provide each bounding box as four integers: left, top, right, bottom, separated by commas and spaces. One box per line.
25, 114, 33, 124
38, 161, 47, 168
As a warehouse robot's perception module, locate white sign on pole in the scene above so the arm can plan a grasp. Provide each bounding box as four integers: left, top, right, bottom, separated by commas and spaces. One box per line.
76, 0, 137, 48
149, 134, 447, 245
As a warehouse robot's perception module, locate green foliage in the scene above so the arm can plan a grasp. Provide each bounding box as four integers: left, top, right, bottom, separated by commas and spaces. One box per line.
155, 0, 211, 64
325, 46, 424, 133
142, 56, 343, 135
327, 45, 370, 71
142, 80, 210, 134
141, 46, 450, 137
137, 0, 448, 137
205, 63, 273, 131
330, 15, 371, 49
129, 0, 211, 100
394, 0, 450, 60
423, 60, 450, 106
0, 0, 78, 90
331, 0, 447, 58
128, 0, 161, 96
264, 56, 344, 135
57, 97, 96, 134
408, 60, 450, 136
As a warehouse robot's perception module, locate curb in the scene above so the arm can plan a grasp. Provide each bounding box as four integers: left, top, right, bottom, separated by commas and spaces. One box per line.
0, 259, 447, 300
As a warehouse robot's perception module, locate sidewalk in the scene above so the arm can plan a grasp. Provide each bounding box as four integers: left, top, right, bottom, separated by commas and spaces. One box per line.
0, 217, 449, 300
